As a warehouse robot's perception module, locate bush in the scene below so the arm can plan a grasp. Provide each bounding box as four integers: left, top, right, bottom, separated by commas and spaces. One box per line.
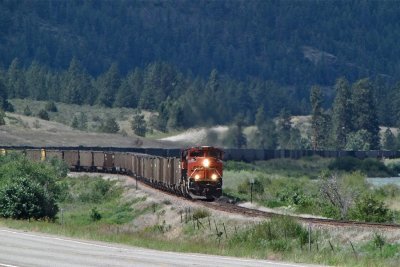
229, 216, 310, 251
99, 117, 120, 133
37, 109, 49, 120
90, 207, 102, 221
0, 177, 58, 220
349, 194, 393, 223
0, 109, 5, 125
23, 105, 32, 116
192, 208, 210, 220
329, 157, 394, 177
45, 101, 58, 112
237, 178, 264, 195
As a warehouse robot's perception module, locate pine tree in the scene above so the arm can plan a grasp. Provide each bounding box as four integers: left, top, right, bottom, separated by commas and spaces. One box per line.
25, 61, 47, 100
382, 128, 396, 150
97, 63, 121, 107
7, 58, 27, 98
332, 78, 352, 149
78, 112, 88, 130
0, 109, 5, 126
351, 79, 380, 149
62, 58, 87, 105
23, 105, 32, 116
71, 116, 79, 129
310, 85, 324, 150
114, 68, 142, 108
277, 108, 292, 149
100, 117, 120, 133
37, 109, 49, 120
131, 111, 147, 137
45, 101, 58, 112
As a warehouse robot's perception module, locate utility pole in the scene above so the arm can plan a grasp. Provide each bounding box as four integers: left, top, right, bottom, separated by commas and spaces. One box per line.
250, 178, 254, 203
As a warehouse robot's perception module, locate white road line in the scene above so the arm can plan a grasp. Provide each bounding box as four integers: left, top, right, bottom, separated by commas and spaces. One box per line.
0, 263, 20, 267
0, 229, 309, 267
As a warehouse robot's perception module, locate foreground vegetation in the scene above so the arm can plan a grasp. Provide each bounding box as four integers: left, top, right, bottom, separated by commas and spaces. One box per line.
1, 155, 400, 266
224, 157, 400, 223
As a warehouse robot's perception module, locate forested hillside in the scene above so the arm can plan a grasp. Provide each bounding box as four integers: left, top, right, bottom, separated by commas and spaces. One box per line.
1, 0, 400, 149
1, 0, 400, 84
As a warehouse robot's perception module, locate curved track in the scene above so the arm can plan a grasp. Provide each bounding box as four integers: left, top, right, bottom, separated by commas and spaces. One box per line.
132, 173, 400, 230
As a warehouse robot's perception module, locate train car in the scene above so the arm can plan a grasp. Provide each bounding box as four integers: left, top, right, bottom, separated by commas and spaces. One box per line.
63, 150, 79, 170
181, 146, 223, 199
79, 151, 93, 171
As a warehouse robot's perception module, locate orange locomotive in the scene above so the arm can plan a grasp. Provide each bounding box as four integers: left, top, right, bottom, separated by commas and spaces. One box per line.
181, 146, 223, 199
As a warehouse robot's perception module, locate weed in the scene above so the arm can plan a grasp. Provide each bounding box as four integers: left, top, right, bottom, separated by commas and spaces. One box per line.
192, 209, 210, 220
90, 207, 102, 221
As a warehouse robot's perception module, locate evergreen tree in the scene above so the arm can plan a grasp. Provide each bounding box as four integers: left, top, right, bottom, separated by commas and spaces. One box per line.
71, 116, 79, 129
0, 78, 7, 110
167, 102, 184, 130
225, 116, 247, 148
277, 108, 292, 149
131, 111, 147, 137
114, 68, 141, 108
78, 112, 88, 130
332, 78, 352, 149
62, 58, 91, 105
351, 79, 380, 149
99, 117, 120, 133
25, 61, 47, 100
254, 106, 277, 149
382, 128, 396, 150
7, 58, 27, 98
345, 130, 371, 150
310, 85, 324, 150
0, 109, 5, 126
37, 109, 50, 120
23, 105, 32, 116
97, 63, 121, 107
45, 101, 58, 112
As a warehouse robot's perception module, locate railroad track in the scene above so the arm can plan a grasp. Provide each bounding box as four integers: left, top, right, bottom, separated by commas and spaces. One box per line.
199, 200, 400, 230
131, 174, 400, 230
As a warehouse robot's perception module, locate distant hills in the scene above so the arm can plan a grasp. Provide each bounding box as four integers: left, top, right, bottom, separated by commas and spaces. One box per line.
1, 0, 400, 86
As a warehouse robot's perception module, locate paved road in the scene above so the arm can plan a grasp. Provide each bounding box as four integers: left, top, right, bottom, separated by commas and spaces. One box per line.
0, 228, 314, 267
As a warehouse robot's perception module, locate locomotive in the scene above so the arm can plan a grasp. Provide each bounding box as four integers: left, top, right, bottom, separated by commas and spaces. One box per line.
181, 146, 223, 199
0, 146, 224, 200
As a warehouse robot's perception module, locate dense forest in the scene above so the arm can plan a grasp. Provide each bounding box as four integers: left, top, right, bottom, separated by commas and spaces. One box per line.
1, 0, 400, 149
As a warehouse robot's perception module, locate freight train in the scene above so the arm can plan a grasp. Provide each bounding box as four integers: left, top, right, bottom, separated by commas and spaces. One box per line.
0, 146, 224, 200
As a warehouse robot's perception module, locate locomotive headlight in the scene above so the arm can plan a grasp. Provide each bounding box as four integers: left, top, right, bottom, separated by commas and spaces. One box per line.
195, 174, 200, 180
211, 173, 218, 180
203, 158, 210, 168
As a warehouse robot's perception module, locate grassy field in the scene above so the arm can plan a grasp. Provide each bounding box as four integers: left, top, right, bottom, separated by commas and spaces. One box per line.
1, 173, 399, 266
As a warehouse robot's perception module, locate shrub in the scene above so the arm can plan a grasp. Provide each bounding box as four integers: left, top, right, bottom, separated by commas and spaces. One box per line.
37, 109, 49, 120
90, 207, 102, 221
192, 208, 210, 220
349, 194, 393, 223
23, 105, 32, 116
0, 177, 58, 220
45, 101, 58, 112
328, 157, 394, 177
229, 216, 310, 252
0, 109, 5, 125
237, 178, 264, 195
99, 117, 120, 133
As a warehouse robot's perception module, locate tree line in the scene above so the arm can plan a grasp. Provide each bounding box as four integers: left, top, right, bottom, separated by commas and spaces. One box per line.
1, 58, 400, 150
2, 0, 400, 89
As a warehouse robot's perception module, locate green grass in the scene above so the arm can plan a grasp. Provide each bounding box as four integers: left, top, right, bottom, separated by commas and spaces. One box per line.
1, 174, 399, 266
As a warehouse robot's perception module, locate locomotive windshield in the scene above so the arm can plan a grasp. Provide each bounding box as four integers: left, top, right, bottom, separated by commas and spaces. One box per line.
208, 149, 222, 159
190, 150, 205, 157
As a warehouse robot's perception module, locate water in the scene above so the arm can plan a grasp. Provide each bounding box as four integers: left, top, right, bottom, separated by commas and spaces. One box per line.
367, 177, 400, 187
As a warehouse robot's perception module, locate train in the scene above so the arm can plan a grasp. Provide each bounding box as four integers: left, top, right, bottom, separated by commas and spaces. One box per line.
0, 146, 224, 200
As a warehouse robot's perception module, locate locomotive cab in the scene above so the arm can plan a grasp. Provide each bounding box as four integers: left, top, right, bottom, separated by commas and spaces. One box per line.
181, 146, 223, 199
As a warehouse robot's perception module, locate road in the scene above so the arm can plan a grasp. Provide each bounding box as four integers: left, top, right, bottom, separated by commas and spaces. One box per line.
0, 228, 316, 267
